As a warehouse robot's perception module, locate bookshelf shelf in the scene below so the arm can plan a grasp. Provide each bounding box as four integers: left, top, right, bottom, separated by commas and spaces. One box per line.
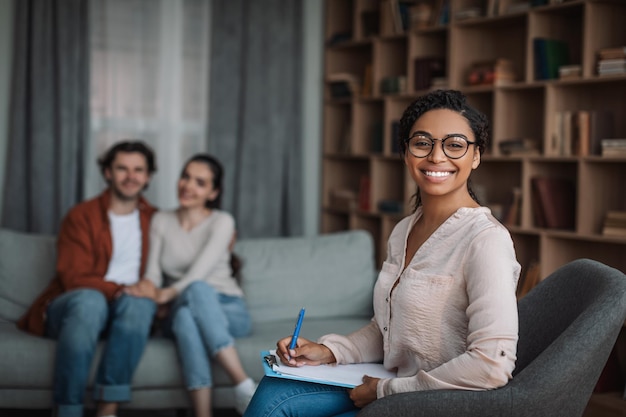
322, 0, 626, 413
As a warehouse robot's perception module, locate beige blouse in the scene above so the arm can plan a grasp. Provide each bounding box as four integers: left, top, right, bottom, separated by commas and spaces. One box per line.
319, 206, 521, 398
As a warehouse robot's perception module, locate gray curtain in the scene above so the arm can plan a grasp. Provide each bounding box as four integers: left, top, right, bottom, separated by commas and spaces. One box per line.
208, 0, 303, 238
1, 0, 89, 234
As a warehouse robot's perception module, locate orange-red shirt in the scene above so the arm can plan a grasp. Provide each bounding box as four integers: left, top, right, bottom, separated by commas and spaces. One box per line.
18, 190, 157, 336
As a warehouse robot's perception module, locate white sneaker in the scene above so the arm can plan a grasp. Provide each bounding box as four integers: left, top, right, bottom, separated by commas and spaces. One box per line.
234, 377, 257, 415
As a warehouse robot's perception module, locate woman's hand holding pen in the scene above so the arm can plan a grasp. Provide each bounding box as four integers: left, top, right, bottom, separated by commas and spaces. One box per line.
276, 336, 337, 367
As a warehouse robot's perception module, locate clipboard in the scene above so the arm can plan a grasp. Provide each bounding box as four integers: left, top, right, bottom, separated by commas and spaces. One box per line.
261, 350, 396, 389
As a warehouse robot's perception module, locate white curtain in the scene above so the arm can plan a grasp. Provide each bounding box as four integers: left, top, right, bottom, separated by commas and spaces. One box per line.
87, 0, 211, 210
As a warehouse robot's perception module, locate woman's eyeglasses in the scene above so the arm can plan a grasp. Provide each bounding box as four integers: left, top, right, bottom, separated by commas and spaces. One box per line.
406, 132, 476, 159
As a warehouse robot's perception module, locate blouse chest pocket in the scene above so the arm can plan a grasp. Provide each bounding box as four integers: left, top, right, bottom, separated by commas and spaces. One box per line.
395, 269, 456, 317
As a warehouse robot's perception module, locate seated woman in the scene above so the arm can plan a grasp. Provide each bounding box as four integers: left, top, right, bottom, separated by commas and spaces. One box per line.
144, 154, 256, 417
244, 89, 521, 417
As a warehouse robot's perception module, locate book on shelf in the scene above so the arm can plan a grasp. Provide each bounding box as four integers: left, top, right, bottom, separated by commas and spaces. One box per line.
454, 5, 482, 21
391, 120, 401, 154
380, 75, 407, 95
466, 59, 515, 86
504, 0, 530, 14
602, 211, 626, 237
601, 139, 626, 158
370, 121, 384, 153
329, 189, 358, 212
327, 73, 362, 99
413, 56, 446, 91
597, 58, 626, 76
550, 110, 614, 157
559, 64, 581, 80
597, 46, 626, 61
430, 0, 449, 26
498, 137, 540, 156
587, 111, 615, 156
531, 177, 576, 230
486, 0, 500, 17
534, 38, 570, 80
408, 2, 433, 30
361, 64, 373, 97
501, 187, 522, 227
358, 176, 371, 211
516, 260, 541, 299
360, 10, 380, 38
386, 0, 416, 34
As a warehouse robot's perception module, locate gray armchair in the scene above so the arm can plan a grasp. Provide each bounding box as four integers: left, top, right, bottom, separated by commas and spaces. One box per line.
358, 258, 626, 417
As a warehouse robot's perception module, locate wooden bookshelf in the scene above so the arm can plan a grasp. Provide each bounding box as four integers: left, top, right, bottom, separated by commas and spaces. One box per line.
321, 0, 626, 413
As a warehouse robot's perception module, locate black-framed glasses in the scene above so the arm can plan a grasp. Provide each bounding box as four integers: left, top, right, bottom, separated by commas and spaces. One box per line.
406, 132, 476, 159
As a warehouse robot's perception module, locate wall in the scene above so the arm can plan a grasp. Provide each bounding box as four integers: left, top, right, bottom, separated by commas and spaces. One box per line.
0, 0, 13, 221
302, 0, 323, 236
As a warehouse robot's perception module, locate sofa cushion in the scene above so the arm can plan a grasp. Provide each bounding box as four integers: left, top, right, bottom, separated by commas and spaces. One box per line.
235, 230, 376, 323
0, 229, 57, 321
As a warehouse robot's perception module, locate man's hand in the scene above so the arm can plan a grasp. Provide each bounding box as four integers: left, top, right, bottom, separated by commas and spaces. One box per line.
349, 375, 379, 408
123, 280, 157, 299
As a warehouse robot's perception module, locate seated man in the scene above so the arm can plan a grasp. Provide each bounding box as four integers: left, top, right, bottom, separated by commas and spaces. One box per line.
18, 141, 158, 417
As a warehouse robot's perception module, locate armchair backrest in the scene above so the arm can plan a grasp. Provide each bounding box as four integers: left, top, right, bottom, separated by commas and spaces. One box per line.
510, 258, 626, 415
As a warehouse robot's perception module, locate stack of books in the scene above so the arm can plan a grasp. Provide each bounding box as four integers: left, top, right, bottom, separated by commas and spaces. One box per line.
597, 46, 626, 76
380, 75, 407, 94
414, 57, 446, 91
559, 64, 581, 80
601, 139, 626, 157
602, 211, 626, 237
327, 73, 362, 98
499, 137, 540, 156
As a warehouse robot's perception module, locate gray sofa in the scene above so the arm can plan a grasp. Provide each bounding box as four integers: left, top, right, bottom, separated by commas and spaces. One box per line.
0, 228, 376, 412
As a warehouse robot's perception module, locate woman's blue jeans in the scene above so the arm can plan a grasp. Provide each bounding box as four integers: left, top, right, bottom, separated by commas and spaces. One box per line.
162, 281, 252, 390
243, 376, 359, 417
45, 288, 156, 417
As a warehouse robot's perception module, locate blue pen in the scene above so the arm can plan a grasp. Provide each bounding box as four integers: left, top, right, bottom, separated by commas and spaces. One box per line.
289, 308, 306, 350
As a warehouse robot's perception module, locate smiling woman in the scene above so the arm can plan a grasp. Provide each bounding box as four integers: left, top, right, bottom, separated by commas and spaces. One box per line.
243, 90, 521, 417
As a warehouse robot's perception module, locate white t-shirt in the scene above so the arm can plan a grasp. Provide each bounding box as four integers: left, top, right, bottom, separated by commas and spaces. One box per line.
104, 209, 142, 285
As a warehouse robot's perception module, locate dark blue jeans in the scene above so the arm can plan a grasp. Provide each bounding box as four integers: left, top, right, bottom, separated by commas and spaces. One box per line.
243, 376, 359, 417
45, 289, 156, 417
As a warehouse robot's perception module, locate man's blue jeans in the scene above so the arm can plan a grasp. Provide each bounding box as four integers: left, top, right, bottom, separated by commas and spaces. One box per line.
162, 281, 252, 390
45, 289, 156, 417
243, 376, 359, 417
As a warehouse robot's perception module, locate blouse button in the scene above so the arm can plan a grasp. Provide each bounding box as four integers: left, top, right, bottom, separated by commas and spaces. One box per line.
383, 327, 388, 331
385, 297, 389, 302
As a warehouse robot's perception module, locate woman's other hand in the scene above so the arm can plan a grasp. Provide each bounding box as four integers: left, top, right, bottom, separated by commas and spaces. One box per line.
276, 336, 337, 367
155, 287, 178, 304
349, 375, 379, 408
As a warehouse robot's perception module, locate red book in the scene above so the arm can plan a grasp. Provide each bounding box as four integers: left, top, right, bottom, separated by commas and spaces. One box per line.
358, 176, 371, 211
531, 177, 576, 230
